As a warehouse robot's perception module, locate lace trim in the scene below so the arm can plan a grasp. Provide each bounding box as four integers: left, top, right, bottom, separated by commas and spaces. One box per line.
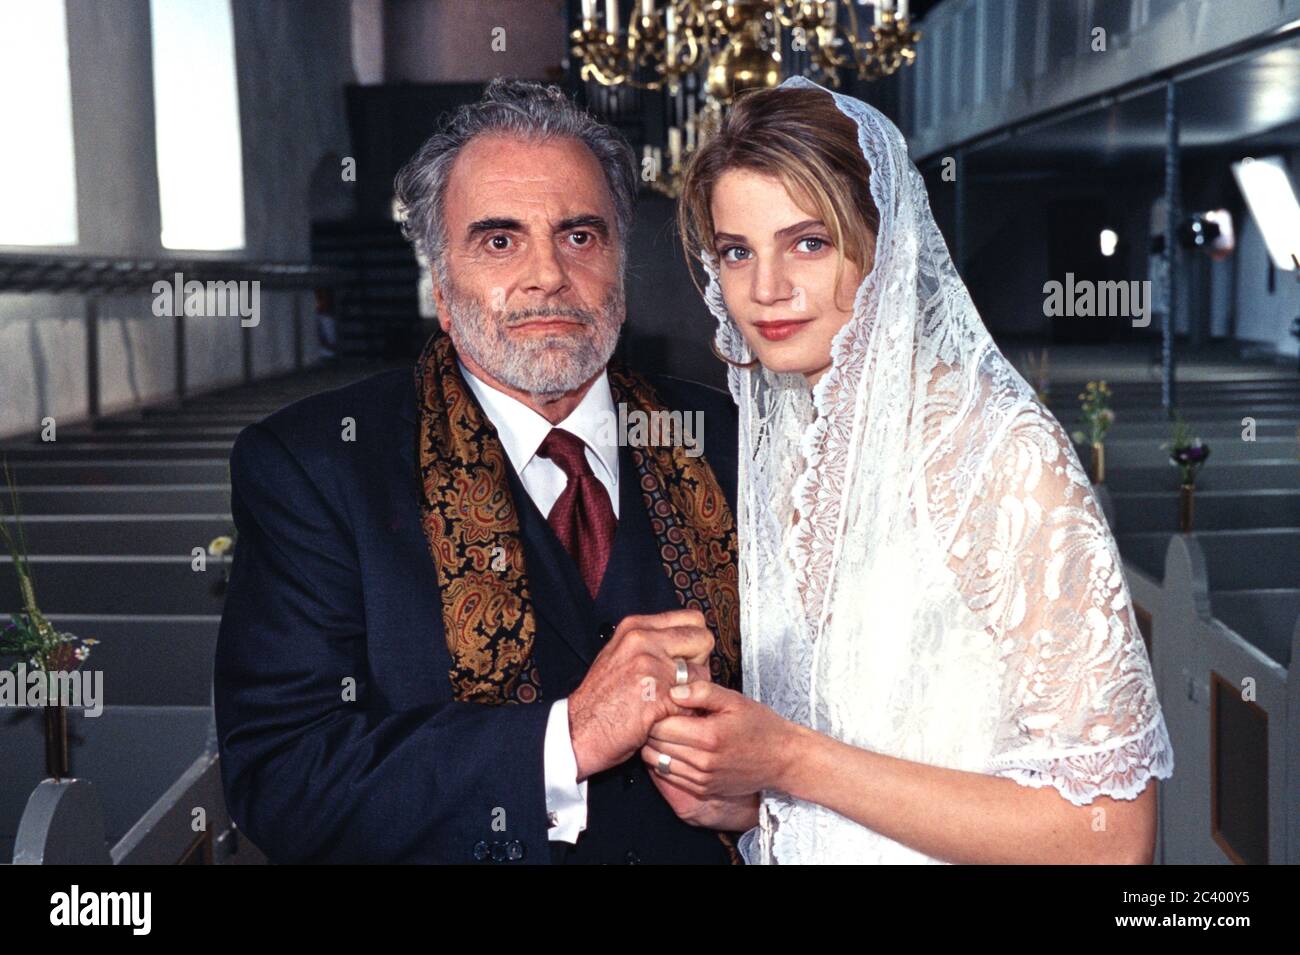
789, 305, 867, 638
786, 85, 897, 641
987, 710, 1176, 807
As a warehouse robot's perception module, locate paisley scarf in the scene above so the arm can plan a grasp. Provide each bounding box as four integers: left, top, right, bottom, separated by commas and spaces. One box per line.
414, 331, 741, 705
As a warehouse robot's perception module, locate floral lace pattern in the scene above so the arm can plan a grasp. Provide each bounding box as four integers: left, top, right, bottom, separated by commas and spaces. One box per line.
702, 77, 1173, 864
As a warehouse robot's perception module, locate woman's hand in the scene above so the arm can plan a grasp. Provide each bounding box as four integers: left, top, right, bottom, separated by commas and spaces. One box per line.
641, 681, 799, 799
649, 770, 760, 831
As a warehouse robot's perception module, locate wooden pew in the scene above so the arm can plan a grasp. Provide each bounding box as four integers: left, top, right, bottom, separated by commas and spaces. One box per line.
0, 443, 232, 461
2, 708, 261, 864
0, 556, 228, 615
1113, 489, 1300, 533
1119, 530, 1300, 586
13, 485, 231, 514
4, 459, 232, 485
1145, 535, 1298, 865
1107, 463, 1300, 493
43, 615, 221, 707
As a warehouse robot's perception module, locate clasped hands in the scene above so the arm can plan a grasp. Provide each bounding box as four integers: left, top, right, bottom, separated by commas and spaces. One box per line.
567, 609, 795, 833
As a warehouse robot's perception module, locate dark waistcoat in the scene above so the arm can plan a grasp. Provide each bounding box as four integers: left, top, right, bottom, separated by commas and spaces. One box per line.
506, 445, 732, 865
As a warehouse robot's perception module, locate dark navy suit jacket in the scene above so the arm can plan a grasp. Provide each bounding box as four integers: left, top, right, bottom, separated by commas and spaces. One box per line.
213, 364, 738, 863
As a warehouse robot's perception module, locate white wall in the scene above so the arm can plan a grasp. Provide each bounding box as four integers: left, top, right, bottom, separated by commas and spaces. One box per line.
0, 0, 357, 439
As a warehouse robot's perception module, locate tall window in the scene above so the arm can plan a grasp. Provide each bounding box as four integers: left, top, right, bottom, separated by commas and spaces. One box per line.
150, 0, 245, 250
0, 0, 78, 246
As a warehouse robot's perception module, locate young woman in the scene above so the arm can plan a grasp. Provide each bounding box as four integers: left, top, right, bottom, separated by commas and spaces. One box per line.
642, 77, 1174, 864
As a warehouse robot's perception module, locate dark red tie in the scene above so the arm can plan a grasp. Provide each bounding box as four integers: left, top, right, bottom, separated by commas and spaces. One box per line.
536, 428, 616, 597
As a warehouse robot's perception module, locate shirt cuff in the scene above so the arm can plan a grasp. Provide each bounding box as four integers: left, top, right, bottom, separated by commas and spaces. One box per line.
544, 698, 589, 843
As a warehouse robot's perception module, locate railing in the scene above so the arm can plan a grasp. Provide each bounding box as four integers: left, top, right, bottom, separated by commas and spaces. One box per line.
0, 254, 349, 293
0, 254, 355, 426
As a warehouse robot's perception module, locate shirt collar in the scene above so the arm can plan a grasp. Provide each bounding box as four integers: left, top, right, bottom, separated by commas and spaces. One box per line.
457, 360, 619, 489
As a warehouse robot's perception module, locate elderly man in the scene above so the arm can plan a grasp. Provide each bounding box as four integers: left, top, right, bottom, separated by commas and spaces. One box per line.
214, 79, 753, 863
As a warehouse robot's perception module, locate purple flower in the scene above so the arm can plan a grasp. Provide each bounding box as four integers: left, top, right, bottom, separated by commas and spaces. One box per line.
1171, 443, 1210, 466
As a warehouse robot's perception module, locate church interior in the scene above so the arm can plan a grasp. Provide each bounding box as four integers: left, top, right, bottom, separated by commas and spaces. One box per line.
0, 0, 1297, 869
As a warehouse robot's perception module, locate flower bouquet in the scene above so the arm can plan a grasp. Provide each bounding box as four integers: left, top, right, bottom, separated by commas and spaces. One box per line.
0, 463, 98, 779
1071, 380, 1115, 484
208, 532, 236, 597
1164, 414, 1210, 532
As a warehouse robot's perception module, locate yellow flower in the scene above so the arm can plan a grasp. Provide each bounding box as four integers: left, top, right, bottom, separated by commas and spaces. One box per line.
208, 535, 235, 557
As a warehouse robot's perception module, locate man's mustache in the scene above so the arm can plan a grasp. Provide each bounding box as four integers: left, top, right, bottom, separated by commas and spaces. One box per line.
503, 306, 598, 327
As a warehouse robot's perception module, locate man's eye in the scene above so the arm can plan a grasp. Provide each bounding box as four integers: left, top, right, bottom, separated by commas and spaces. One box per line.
568, 231, 592, 247
488, 234, 512, 251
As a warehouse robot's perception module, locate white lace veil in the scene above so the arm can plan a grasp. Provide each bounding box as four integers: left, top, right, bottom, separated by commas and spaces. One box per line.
698, 76, 1174, 864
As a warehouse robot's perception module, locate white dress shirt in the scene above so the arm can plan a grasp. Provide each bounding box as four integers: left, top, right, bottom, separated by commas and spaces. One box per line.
458, 360, 618, 844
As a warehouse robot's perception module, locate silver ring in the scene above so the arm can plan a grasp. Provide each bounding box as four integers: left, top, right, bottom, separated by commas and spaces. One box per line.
673, 656, 689, 686
656, 753, 672, 777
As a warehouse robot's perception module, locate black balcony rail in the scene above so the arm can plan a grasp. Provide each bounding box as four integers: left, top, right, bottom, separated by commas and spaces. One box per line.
0, 254, 356, 428
0, 253, 350, 294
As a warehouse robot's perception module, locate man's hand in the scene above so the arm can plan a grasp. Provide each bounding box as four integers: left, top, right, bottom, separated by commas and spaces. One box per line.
567, 609, 714, 780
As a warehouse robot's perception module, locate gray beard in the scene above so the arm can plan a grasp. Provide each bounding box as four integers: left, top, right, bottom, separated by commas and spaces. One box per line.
442, 280, 625, 399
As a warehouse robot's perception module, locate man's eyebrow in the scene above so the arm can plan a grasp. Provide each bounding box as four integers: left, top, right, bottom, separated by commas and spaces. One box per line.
556, 214, 610, 236
464, 214, 611, 240
466, 217, 523, 238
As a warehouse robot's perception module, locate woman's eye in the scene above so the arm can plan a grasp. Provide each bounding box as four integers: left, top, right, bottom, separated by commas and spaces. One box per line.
720, 246, 750, 263
796, 236, 828, 253
488, 234, 512, 251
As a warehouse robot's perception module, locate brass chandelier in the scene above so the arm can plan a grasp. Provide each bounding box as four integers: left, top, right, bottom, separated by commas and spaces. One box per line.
570, 1, 921, 196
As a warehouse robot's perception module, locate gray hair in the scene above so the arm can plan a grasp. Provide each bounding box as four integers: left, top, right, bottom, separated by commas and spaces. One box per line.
393, 78, 638, 287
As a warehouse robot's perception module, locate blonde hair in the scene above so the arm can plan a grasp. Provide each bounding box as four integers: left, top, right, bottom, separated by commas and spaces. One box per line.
677, 86, 879, 310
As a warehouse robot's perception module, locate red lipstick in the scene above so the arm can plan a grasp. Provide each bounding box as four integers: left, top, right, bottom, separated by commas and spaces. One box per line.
754, 319, 813, 341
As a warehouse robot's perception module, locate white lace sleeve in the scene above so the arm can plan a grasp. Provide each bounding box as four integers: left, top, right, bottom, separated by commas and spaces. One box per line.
944, 402, 1175, 807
